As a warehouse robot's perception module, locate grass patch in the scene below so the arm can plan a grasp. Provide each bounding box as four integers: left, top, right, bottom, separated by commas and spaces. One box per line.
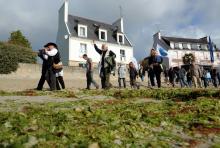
0, 95, 220, 147
1, 88, 220, 101
80, 88, 220, 101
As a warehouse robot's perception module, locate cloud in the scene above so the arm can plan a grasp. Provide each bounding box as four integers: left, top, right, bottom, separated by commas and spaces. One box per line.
0, 0, 220, 59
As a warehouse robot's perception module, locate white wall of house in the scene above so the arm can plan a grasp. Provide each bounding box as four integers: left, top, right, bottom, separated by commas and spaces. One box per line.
68, 37, 133, 65
170, 42, 174, 49
167, 50, 220, 67
57, 0, 133, 66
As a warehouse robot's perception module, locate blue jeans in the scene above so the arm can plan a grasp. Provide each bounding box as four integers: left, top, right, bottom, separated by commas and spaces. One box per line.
179, 77, 188, 87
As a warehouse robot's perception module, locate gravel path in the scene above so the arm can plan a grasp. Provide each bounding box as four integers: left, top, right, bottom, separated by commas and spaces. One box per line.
0, 95, 116, 104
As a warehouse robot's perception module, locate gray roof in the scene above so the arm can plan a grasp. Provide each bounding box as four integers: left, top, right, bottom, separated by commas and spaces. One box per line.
67, 15, 132, 47
162, 36, 208, 44
161, 36, 209, 50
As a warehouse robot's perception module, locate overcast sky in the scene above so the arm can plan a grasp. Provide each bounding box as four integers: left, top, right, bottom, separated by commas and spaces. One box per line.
0, 0, 220, 60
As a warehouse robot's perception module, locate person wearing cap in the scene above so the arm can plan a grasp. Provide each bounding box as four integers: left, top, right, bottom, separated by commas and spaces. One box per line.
37, 42, 59, 91
93, 41, 116, 89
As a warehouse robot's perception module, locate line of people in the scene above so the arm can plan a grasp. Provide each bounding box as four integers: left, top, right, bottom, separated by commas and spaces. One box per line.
37, 42, 219, 91
84, 41, 140, 89
36, 43, 164, 90
165, 64, 220, 88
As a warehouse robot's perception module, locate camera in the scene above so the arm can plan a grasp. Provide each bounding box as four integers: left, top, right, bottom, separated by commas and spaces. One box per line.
38, 49, 45, 56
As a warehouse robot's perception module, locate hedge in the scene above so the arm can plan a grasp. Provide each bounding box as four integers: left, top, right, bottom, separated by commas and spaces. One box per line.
0, 42, 37, 74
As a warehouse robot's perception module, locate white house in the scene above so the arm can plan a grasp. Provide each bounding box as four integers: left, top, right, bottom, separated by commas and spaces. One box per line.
56, 0, 134, 66
153, 32, 220, 68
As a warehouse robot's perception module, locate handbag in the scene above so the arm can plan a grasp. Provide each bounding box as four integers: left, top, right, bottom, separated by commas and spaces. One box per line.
53, 62, 63, 70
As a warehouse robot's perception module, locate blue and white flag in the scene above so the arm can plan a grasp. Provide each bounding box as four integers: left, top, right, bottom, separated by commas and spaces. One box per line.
156, 44, 168, 57
208, 36, 214, 63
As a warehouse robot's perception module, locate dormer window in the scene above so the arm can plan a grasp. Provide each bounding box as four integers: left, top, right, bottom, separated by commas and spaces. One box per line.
117, 33, 124, 44
78, 24, 87, 38
182, 43, 188, 49
99, 29, 107, 41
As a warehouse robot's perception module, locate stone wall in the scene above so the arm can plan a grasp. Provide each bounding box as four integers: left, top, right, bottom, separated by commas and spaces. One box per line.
0, 63, 88, 80
0, 63, 150, 91
0, 63, 127, 81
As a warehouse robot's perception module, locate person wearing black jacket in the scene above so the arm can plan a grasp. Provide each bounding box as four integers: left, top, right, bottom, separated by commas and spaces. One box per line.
129, 62, 139, 89
211, 66, 218, 88
53, 51, 65, 90
168, 67, 175, 87
37, 43, 64, 91
93, 41, 116, 89
42, 42, 61, 91
36, 47, 50, 90
148, 49, 163, 88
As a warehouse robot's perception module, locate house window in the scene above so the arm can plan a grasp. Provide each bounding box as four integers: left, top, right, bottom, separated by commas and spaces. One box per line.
198, 44, 202, 50
99, 29, 107, 41
182, 43, 188, 49
120, 49, 126, 61
78, 25, 87, 37
191, 44, 199, 50
101, 32, 106, 40
117, 33, 124, 44
80, 43, 87, 57
174, 43, 179, 49
201, 44, 208, 50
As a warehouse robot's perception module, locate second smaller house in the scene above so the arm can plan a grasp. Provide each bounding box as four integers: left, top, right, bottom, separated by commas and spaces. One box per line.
153, 32, 220, 68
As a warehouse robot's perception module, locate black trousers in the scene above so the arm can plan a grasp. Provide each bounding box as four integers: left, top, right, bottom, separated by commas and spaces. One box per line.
56, 76, 65, 90
101, 74, 110, 89
203, 78, 208, 88
169, 77, 175, 87
118, 78, 126, 88
37, 67, 50, 90
149, 69, 162, 88
46, 68, 57, 91
130, 78, 139, 89
212, 77, 218, 88
100, 68, 111, 89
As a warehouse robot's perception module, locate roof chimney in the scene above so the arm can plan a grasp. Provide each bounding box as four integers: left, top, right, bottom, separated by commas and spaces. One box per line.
64, 0, 69, 23
153, 31, 161, 41
112, 18, 124, 33
120, 18, 124, 33
158, 31, 161, 40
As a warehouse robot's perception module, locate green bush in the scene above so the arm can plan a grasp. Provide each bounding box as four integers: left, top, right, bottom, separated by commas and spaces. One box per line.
0, 42, 37, 74
8, 30, 32, 48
